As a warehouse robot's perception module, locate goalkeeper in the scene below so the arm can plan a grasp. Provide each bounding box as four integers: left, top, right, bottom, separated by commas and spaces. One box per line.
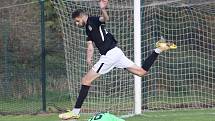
87, 112, 125, 121
59, 0, 177, 120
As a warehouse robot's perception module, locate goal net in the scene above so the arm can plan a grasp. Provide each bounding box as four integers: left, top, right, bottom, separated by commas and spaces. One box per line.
142, 0, 215, 110
51, 0, 215, 117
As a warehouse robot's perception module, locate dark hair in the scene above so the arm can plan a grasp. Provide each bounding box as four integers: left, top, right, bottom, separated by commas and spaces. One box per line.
72, 9, 85, 19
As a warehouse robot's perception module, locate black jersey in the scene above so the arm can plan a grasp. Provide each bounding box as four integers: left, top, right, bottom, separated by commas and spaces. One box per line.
86, 16, 117, 55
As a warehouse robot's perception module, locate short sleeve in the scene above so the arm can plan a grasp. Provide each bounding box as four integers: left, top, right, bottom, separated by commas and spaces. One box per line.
91, 16, 104, 28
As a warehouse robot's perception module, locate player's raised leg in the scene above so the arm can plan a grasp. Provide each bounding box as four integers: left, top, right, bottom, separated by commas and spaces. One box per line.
59, 69, 100, 120
127, 38, 177, 76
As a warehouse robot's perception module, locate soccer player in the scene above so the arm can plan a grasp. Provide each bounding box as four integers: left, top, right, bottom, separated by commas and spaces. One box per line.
59, 0, 176, 120
87, 112, 125, 121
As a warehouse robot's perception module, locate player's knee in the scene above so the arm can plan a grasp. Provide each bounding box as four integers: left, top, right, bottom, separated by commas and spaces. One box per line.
138, 69, 147, 77
81, 77, 92, 86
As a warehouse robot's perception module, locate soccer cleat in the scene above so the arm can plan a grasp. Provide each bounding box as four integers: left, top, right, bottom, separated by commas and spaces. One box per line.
156, 37, 177, 51
59, 110, 80, 120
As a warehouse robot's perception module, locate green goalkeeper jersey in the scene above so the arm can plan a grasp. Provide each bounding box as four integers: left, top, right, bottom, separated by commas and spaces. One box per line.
87, 112, 125, 121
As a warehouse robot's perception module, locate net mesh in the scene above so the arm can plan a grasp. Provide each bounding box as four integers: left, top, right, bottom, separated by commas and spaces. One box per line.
0, 1, 41, 114
142, 0, 215, 110
0, 1, 67, 115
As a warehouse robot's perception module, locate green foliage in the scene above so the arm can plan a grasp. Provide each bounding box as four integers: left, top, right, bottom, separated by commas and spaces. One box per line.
45, 0, 60, 31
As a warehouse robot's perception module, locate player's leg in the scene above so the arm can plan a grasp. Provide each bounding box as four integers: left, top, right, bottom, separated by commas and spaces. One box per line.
125, 48, 160, 76
140, 38, 177, 72
124, 39, 177, 76
72, 48, 123, 115
114, 49, 147, 76
72, 69, 101, 112
126, 64, 147, 77
59, 48, 121, 120
125, 49, 159, 76
59, 69, 100, 120
116, 54, 147, 77
114, 47, 157, 76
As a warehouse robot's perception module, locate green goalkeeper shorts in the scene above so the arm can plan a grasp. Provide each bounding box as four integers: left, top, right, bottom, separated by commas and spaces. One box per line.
87, 112, 125, 121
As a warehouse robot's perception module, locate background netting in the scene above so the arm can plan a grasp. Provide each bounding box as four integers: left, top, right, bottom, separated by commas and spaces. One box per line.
142, 0, 215, 110
0, 1, 42, 114
0, 1, 67, 114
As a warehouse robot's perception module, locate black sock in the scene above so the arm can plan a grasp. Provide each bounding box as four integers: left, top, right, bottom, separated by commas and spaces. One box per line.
142, 51, 159, 71
74, 85, 90, 108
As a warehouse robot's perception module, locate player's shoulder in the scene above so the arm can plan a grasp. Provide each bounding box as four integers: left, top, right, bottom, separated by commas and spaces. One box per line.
87, 16, 103, 27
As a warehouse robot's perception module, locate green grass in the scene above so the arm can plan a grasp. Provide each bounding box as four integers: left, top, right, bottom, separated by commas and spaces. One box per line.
126, 109, 215, 121
1, 109, 215, 121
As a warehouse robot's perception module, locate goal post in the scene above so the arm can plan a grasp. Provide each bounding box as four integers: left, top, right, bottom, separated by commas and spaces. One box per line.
134, 0, 142, 115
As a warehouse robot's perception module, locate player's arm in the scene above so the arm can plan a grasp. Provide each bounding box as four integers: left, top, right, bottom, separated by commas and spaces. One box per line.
99, 0, 109, 22
86, 41, 94, 66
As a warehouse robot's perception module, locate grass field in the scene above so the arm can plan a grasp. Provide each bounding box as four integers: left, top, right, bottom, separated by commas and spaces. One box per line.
1, 108, 215, 121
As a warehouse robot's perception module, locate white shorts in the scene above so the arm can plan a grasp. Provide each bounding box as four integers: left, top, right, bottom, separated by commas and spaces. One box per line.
92, 47, 135, 74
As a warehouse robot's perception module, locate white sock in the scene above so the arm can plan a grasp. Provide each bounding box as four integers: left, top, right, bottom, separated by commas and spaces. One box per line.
154, 48, 162, 54
72, 108, 81, 115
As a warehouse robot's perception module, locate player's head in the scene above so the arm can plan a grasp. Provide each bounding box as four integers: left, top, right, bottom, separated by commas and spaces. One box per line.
72, 9, 87, 27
